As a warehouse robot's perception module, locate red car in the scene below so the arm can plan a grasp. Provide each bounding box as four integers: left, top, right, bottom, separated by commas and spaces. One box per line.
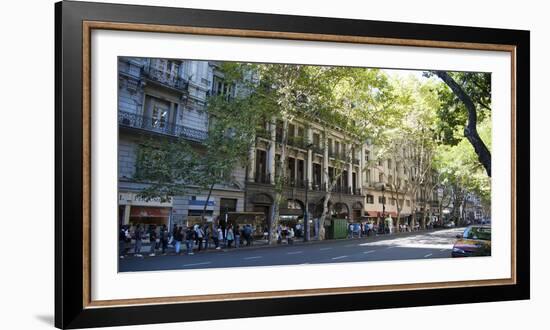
452, 225, 491, 257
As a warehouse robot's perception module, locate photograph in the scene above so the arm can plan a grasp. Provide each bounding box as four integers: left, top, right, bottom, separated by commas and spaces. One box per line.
117, 57, 492, 272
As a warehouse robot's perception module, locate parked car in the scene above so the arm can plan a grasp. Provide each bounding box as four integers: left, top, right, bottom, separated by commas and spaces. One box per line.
444, 221, 455, 228
452, 225, 491, 257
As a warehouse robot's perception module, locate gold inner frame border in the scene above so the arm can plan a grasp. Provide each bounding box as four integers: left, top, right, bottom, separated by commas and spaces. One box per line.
81, 20, 517, 309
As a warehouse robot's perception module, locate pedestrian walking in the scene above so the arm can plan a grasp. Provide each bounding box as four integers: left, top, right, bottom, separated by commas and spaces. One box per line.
277, 224, 282, 244
159, 224, 168, 255
203, 224, 210, 250
148, 225, 157, 256
196, 225, 204, 252
244, 224, 252, 246
215, 226, 223, 249
119, 225, 130, 258
174, 226, 183, 255
133, 224, 143, 257
385, 215, 394, 234
226, 226, 234, 248
186, 226, 195, 255
235, 225, 241, 248
288, 227, 294, 244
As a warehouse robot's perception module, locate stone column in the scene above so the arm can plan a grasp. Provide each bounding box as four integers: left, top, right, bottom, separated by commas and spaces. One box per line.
268, 116, 276, 184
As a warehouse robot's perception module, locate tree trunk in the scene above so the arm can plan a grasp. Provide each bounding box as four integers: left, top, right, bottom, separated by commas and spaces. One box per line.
201, 183, 215, 224
434, 71, 491, 177
269, 119, 289, 245
318, 191, 331, 240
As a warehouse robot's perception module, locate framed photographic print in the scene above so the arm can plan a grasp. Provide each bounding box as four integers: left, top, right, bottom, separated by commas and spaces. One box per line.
55, 0, 530, 328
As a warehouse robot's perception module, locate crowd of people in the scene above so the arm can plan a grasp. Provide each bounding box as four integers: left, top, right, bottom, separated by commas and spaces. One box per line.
119, 215, 437, 258
119, 222, 257, 258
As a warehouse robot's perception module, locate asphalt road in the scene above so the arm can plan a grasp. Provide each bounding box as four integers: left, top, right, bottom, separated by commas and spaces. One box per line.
119, 227, 465, 272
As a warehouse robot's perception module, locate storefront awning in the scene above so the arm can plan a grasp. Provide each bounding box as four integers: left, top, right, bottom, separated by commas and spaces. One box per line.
130, 206, 170, 218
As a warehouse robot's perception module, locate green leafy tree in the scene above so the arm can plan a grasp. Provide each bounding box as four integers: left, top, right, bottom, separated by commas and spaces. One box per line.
430, 71, 491, 176
134, 64, 269, 222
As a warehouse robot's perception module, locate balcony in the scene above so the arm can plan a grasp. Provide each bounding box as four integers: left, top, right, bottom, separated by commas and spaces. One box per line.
254, 173, 272, 184
312, 145, 324, 155
118, 111, 207, 142
352, 158, 360, 165
255, 128, 272, 140
287, 136, 309, 149
143, 67, 188, 91
331, 185, 352, 194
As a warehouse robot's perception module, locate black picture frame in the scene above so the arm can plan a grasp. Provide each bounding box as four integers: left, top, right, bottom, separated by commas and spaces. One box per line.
55, 1, 530, 328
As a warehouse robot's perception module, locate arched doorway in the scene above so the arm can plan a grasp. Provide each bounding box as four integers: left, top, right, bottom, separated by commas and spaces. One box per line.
331, 202, 350, 219
279, 198, 304, 223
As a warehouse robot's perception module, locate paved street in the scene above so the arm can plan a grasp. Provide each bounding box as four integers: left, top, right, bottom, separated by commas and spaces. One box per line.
119, 227, 464, 272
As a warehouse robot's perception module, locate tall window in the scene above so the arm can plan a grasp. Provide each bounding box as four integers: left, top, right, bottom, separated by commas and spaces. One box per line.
213, 77, 234, 100
313, 133, 321, 148
366, 195, 374, 204
297, 126, 304, 140
255, 149, 267, 183
275, 120, 284, 143
151, 104, 168, 129
288, 124, 295, 140
313, 163, 322, 187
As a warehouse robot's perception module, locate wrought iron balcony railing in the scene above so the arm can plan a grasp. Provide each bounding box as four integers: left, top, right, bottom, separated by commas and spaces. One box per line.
143, 67, 189, 90
287, 136, 309, 149
255, 128, 272, 140
312, 145, 324, 155
254, 173, 272, 184
331, 185, 352, 194
118, 111, 207, 142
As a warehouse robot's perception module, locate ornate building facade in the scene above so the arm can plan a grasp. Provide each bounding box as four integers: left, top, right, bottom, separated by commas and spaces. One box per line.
117, 56, 436, 231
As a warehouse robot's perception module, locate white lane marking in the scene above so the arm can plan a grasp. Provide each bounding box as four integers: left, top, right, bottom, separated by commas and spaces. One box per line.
320, 247, 332, 251
287, 251, 303, 255
440, 249, 448, 252
332, 255, 348, 260
424, 253, 433, 258
243, 256, 262, 260
363, 250, 375, 254
386, 246, 396, 249
183, 261, 212, 267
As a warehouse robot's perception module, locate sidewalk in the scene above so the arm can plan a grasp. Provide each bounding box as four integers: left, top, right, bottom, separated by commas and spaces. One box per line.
123, 227, 457, 257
